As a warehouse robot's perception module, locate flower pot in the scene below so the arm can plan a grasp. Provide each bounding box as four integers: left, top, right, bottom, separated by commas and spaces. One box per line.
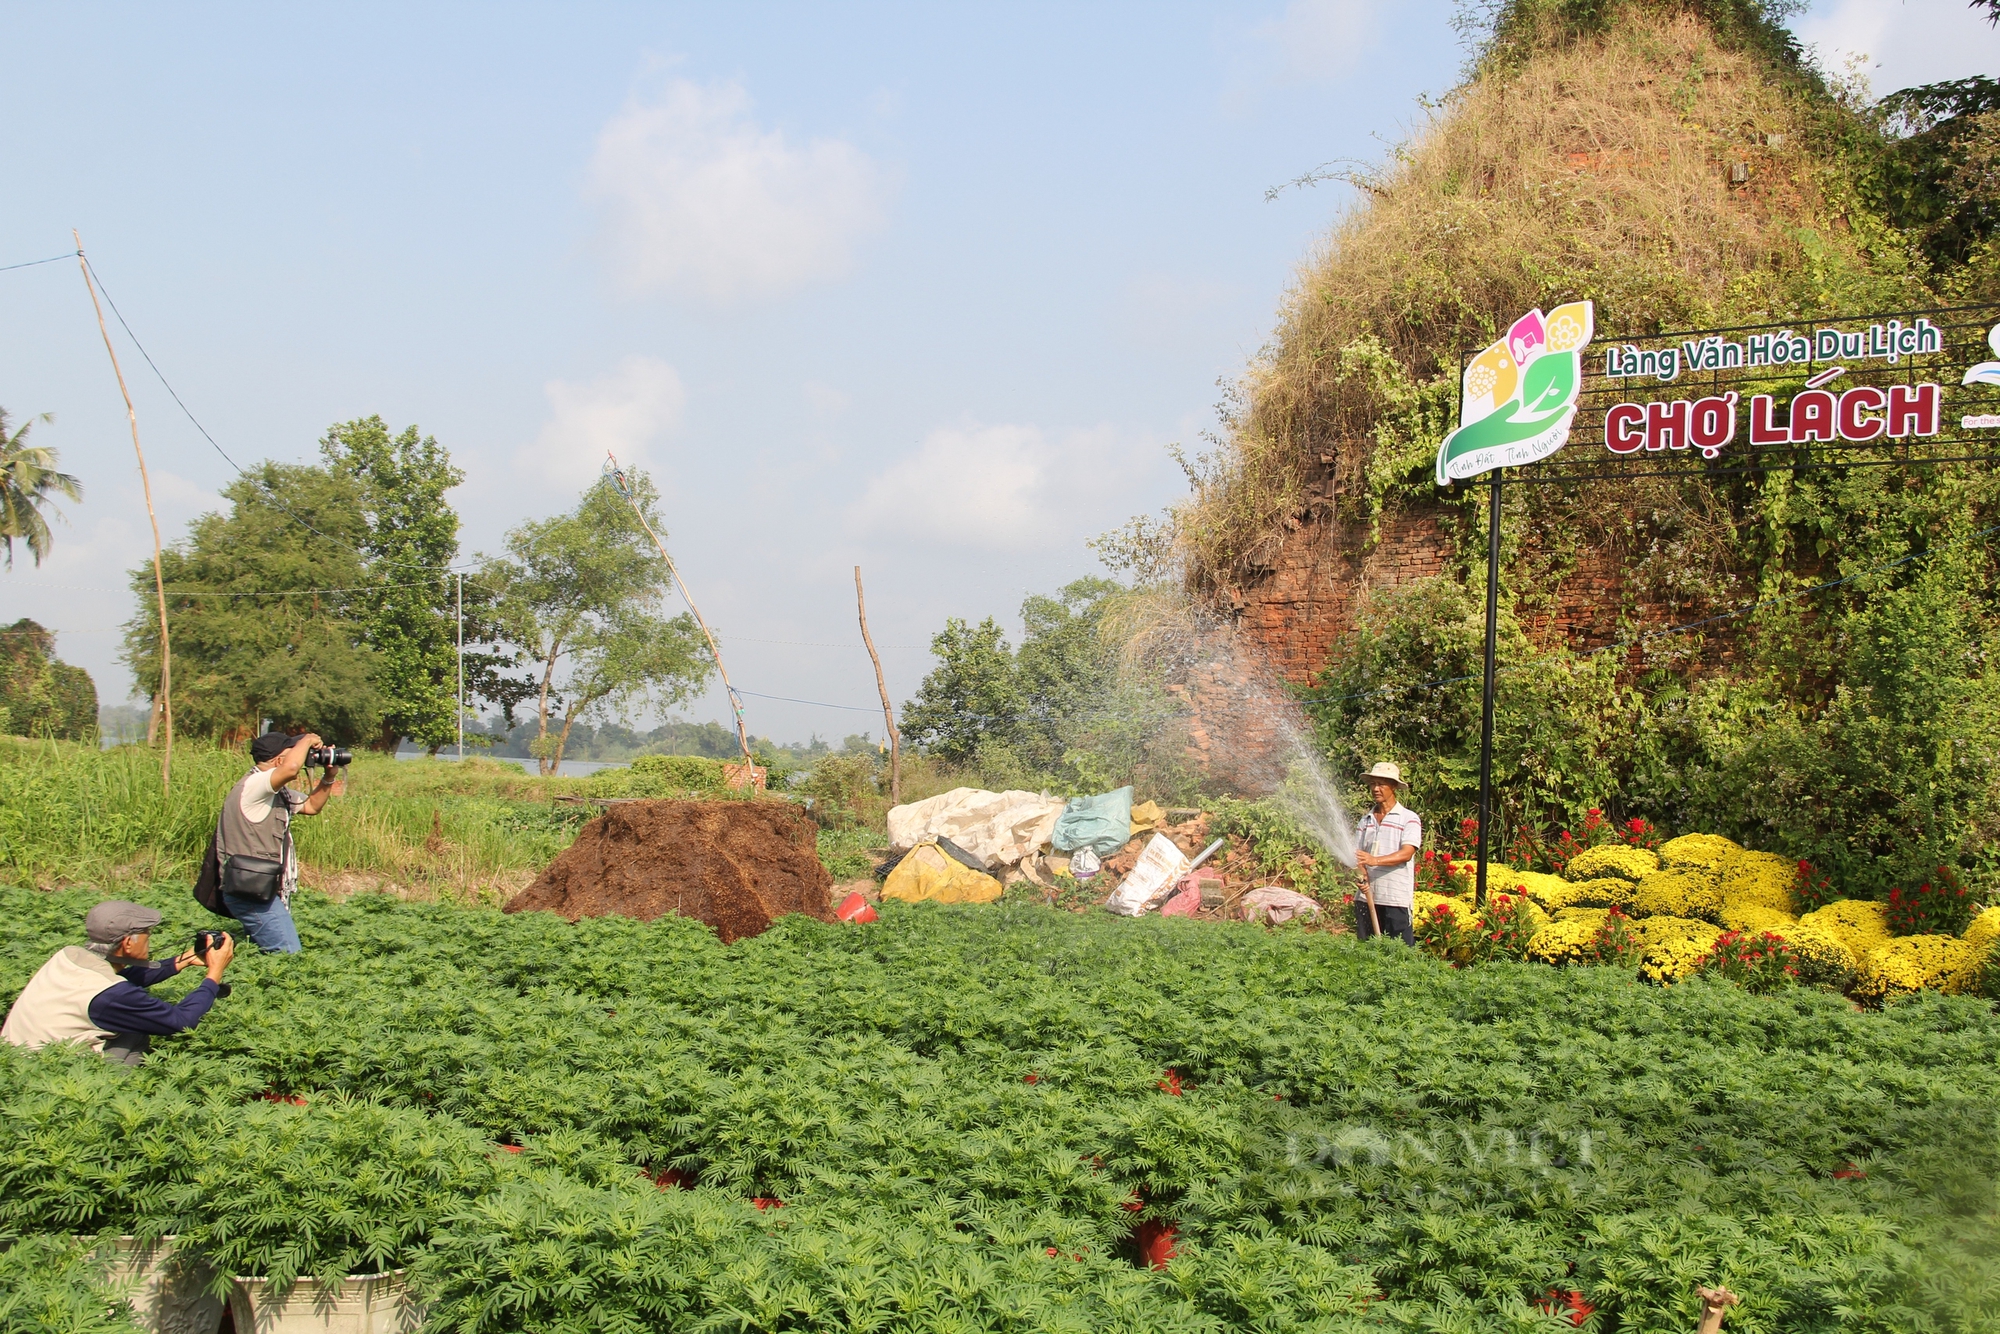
227, 1271, 419, 1334
105, 1237, 226, 1334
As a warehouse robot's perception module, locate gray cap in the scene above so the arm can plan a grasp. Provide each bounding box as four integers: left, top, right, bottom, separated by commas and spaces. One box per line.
85, 900, 163, 945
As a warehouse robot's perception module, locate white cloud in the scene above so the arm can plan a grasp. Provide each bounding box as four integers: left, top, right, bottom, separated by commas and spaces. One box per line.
588, 79, 890, 303
849, 421, 1140, 550
1252, 0, 1384, 81
520, 355, 686, 492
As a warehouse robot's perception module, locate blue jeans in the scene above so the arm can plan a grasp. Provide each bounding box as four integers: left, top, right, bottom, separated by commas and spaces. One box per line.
222, 892, 302, 953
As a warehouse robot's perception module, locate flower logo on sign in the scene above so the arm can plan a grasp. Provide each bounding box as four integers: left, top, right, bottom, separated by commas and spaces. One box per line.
1436, 300, 1594, 486
1962, 324, 2000, 386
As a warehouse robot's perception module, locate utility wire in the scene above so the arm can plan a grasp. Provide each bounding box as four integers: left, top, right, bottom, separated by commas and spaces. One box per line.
0, 251, 78, 273
78, 254, 473, 574
1309, 520, 2000, 706
734, 687, 884, 713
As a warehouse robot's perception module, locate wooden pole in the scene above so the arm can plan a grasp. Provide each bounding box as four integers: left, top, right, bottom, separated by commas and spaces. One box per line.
854, 566, 900, 804
75, 232, 172, 792
604, 455, 754, 772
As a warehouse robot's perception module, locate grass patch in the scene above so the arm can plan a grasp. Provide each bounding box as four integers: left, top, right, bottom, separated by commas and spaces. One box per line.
0, 740, 854, 897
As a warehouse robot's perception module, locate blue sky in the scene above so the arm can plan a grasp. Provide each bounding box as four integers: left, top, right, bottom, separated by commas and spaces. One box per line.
2, 0, 1993, 746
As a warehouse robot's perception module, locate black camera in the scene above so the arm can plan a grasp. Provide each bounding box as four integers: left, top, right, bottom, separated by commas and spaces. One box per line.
304, 744, 352, 769
194, 929, 229, 959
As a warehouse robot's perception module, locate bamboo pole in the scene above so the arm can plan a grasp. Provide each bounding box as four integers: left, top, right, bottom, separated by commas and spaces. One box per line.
603, 455, 754, 773
854, 566, 900, 804
75, 232, 172, 791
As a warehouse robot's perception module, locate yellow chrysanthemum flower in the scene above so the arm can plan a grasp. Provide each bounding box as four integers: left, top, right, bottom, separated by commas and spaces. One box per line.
1720, 902, 1799, 935
1800, 900, 1892, 959
1639, 928, 1723, 985
1854, 934, 1980, 1001
1719, 850, 1796, 914
1963, 905, 2000, 952
1658, 833, 1743, 875
1490, 869, 1574, 910
1786, 925, 1858, 986
1563, 845, 1660, 884
1629, 869, 1725, 923
1555, 906, 1611, 928
1527, 917, 1601, 966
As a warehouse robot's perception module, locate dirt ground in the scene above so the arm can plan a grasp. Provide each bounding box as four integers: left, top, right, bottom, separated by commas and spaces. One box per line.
503, 799, 834, 942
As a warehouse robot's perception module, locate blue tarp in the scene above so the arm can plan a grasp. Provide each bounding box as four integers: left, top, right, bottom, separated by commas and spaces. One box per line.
1052, 786, 1134, 857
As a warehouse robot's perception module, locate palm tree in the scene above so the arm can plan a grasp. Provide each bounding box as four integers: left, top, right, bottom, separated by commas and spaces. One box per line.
0, 408, 83, 569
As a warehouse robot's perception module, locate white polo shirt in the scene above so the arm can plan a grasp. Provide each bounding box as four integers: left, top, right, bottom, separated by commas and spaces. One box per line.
1355, 802, 1422, 909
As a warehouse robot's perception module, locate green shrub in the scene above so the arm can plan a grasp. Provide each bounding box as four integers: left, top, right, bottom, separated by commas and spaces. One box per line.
0, 1235, 141, 1334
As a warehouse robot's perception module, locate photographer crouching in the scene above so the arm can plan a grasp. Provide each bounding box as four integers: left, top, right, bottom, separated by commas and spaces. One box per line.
205, 729, 348, 954
1, 902, 233, 1066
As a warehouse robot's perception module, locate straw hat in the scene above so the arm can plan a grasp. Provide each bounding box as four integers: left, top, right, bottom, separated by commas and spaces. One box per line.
1361, 761, 1406, 787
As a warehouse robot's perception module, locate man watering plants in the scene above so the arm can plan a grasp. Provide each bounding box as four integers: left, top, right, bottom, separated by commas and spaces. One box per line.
1, 901, 234, 1066
1352, 761, 1421, 945
205, 729, 345, 954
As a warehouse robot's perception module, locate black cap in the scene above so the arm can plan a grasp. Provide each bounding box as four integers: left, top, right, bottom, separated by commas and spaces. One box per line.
250, 730, 297, 763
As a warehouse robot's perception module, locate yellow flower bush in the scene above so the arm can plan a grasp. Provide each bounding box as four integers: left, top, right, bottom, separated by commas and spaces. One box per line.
1658, 833, 1742, 875
1719, 851, 1796, 914
1563, 845, 1659, 883
1800, 900, 1892, 959
1639, 929, 1723, 985
1631, 915, 1722, 949
1721, 903, 1798, 935
1854, 935, 1980, 1001
1555, 907, 1610, 928
1963, 905, 2000, 953
1773, 923, 1858, 988
1555, 877, 1633, 911
1489, 869, 1572, 910
1629, 870, 1725, 923
1527, 917, 1602, 966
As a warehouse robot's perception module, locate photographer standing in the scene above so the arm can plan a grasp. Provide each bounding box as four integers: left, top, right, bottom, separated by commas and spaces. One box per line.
212, 729, 344, 953
1, 901, 233, 1066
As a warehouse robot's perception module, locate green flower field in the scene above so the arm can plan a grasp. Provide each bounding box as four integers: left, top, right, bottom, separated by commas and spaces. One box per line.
4, 884, 1999, 1332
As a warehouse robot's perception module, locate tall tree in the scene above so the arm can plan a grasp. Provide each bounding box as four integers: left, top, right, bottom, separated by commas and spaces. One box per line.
321, 417, 469, 752
0, 620, 97, 740
900, 617, 1023, 765
0, 409, 82, 570
483, 472, 711, 774
123, 462, 382, 743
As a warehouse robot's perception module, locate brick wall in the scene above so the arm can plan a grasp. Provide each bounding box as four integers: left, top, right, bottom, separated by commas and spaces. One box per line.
1213, 500, 1728, 688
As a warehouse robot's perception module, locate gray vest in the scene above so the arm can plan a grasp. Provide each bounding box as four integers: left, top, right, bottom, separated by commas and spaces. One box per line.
217, 768, 297, 879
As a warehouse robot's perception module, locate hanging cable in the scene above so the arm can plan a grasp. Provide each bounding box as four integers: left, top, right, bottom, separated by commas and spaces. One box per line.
77, 254, 473, 575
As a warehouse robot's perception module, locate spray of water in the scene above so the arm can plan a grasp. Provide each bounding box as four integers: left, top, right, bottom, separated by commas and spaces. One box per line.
1104, 590, 1357, 869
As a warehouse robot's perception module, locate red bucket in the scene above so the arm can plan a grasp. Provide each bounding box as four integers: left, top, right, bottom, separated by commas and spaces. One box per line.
836, 892, 878, 923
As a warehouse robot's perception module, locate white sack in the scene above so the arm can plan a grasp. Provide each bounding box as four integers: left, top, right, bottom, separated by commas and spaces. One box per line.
1105, 834, 1192, 917
885, 787, 1066, 869
1239, 886, 1322, 924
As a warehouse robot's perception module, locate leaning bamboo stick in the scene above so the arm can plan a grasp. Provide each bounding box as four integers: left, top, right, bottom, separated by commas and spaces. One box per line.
602, 454, 754, 773
854, 566, 900, 804
75, 231, 172, 792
